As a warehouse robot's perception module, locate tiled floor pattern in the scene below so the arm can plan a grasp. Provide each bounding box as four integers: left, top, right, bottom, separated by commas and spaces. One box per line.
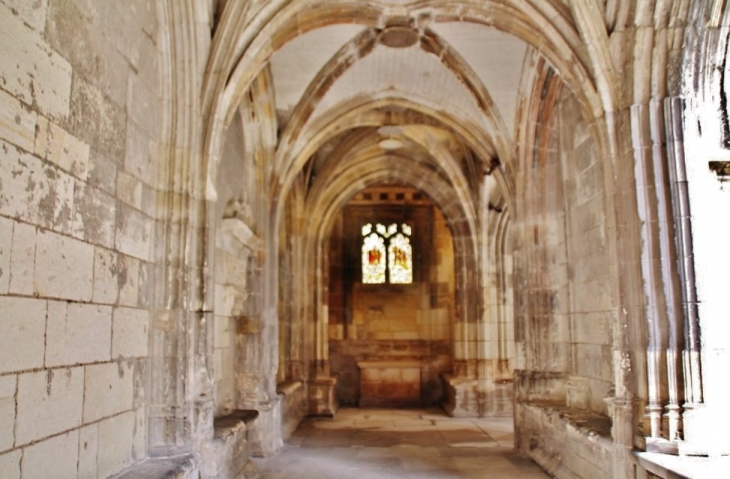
252, 408, 551, 478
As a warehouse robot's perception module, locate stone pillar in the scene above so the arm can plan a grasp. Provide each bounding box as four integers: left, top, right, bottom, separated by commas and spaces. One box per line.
308, 240, 338, 416
443, 190, 499, 418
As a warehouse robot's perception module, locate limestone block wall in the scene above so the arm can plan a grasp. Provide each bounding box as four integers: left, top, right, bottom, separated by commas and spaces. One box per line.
513, 81, 619, 478
0, 1, 161, 476
513, 89, 572, 401
556, 92, 614, 414
514, 87, 614, 415
330, 340, 452, 406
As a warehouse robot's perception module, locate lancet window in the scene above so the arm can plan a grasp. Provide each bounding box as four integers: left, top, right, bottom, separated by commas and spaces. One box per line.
361, 223, 413, 284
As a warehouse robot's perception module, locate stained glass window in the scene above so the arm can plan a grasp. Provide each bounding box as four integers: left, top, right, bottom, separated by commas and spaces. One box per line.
362, 232, 386, 283
361, 222, 412, 284
388, 233, 412, 283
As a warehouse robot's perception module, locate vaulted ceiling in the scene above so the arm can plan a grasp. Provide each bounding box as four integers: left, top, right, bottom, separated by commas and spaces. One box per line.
204, 1, 605, 227
270, 23, 528, 139
263, 19, 536, 217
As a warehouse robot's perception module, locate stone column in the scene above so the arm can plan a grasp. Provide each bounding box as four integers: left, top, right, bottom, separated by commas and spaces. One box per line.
308, 237, 338, 417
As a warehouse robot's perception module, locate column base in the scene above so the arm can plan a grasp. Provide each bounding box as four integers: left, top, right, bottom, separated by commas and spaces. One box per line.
442, 374, 513, 417
308, 376, 339, 417
245, 399, 283, 457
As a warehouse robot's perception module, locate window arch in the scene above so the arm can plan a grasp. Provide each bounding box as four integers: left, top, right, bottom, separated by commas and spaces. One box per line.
361, 223, 413, 284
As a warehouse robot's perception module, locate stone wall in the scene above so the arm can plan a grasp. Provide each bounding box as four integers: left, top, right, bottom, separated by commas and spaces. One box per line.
513, 83, 572, 403
556, 91, 614, 414
514, 87, 614, 413
327, 192, 455, 407
516, 401, 613, 479
0, 0, 160, 476
330, 340, 452, 407
513, 79, 618, 477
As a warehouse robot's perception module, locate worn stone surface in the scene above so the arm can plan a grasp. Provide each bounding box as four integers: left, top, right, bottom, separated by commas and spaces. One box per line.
0, 1, 71, 118
254, 408, 549, 478
0, 375, 16, 452
35, 228, 94, 300
16, 367, 84, 445
0, 216, 11, 294
97, 411, 137, 478
0, 88, 36, 152
45, 301, 112, 367
83, 362, 134, 423
0, 450, 21, 479
112, 307, 149, 359
22, 431, 79, 479
0, 297, 46, 374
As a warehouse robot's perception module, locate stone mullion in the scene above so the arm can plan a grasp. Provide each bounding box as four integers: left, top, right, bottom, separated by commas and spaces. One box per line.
314, 235, 330, 377
631, 101, 672, 447
496, 210, 513, 377
288, 196, 308, 382
658, 97, 687, 444
651, 97, 683, 444
665, 96, 703, 427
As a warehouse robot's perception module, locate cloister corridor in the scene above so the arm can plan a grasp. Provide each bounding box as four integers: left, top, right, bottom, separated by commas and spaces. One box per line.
4, 1, 730, 478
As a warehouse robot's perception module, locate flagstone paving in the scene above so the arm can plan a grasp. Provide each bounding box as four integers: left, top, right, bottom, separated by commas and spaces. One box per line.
252, 408, 551, 478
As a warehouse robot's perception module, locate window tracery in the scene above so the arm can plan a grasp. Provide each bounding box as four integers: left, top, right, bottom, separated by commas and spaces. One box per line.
361, 223, 412, 284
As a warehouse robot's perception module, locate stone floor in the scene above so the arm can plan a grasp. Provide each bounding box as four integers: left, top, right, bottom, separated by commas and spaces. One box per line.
252, 408, 551, 478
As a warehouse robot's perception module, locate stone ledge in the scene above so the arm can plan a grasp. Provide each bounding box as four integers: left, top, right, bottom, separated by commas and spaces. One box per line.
111, 455, 198, 479
357, 360, 422, 368
278, 380, 307, 439
214, 409, 259, 428
635, 452, 730, 479
199, 412, 257, 479
276, 380, 303, 396
516, 401, 613, 479
442, 374, 514, 417
520, 400, 613, 439
308, 376, 338, 417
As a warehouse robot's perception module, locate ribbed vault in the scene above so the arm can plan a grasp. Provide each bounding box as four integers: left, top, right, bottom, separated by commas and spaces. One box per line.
201, 0, 612, 205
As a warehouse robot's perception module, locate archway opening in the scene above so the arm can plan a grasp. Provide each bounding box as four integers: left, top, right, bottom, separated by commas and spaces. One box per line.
327, 184, 456, 409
